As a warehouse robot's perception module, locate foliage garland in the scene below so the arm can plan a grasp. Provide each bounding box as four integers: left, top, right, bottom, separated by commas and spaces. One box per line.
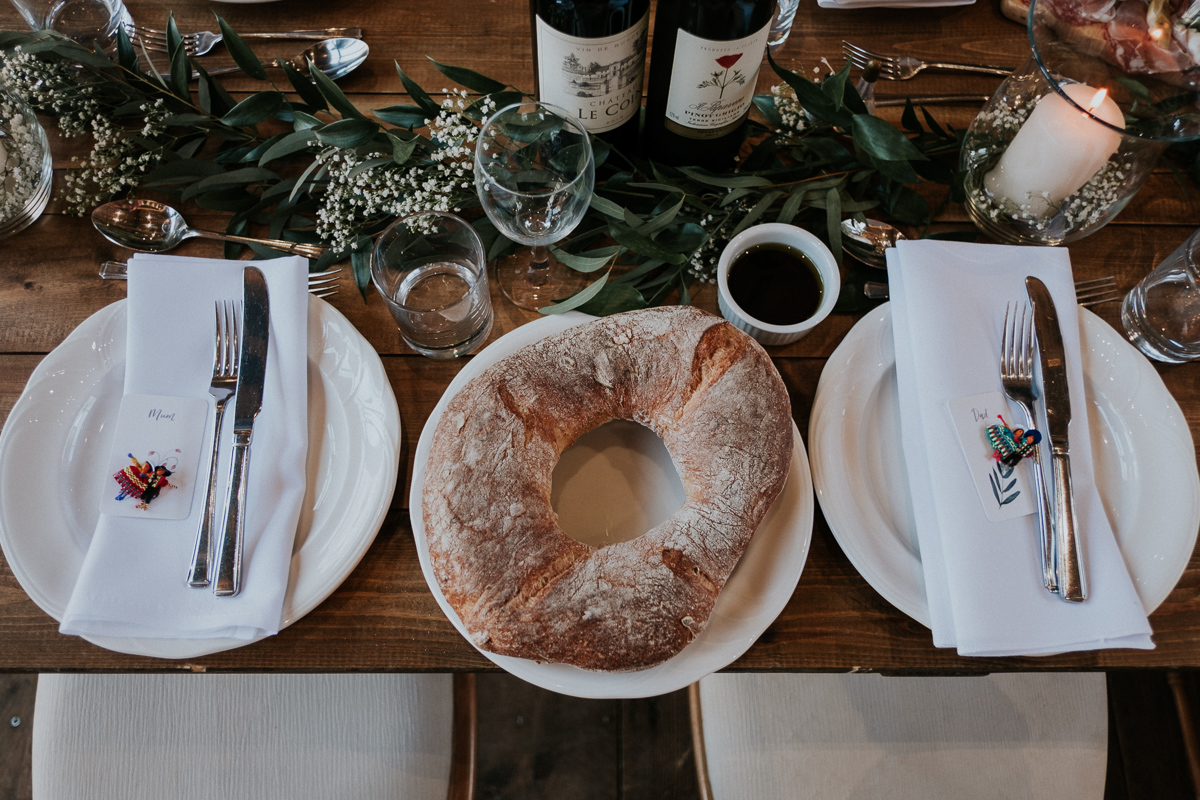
0, 18, 972, 314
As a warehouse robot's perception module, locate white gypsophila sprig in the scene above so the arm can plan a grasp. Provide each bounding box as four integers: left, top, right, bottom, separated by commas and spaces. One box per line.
315, 89, 496, 252
0, 47, 171, 214
769, 84, 809, 135
0, 90, 49, 226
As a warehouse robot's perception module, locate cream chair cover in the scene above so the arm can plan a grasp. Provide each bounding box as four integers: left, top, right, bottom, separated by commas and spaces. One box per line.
697, 672, 1107, 800
33, 673, 453, 800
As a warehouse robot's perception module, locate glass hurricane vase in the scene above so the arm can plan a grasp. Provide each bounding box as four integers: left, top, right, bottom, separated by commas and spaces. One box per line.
0, 85, 52, 240
961, 0, 1200, 246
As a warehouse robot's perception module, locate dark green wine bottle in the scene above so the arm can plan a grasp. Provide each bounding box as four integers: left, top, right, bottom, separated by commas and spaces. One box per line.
530, 0, 651, 152
643, 0, 775, 169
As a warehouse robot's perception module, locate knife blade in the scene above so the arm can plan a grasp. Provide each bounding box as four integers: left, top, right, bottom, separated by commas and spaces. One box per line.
213, 267, 270, 597
1025, 276, 1087, 602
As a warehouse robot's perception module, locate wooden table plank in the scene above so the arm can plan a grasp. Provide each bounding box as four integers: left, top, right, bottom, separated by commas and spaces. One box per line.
1, 0, 1200, 673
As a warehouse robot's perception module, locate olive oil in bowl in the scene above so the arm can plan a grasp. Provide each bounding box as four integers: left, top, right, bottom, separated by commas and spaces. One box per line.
726, 243, 824, 325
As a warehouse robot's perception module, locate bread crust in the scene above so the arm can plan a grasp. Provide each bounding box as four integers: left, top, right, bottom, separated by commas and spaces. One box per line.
421, 306, 793, 671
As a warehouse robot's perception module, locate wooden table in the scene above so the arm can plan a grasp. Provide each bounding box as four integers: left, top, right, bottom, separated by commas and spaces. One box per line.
1, 0, 1198, 674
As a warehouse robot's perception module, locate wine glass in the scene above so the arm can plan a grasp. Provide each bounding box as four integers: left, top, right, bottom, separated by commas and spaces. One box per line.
475, 101, 595, 311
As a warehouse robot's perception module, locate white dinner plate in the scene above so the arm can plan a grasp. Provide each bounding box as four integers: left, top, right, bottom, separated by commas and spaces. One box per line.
0, 297, 401, 658
411, 312, 814, 699
810, 303, 1200, 627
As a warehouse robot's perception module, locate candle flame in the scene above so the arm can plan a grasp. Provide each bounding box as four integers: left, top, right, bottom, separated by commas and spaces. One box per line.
1150, 26, 1165, 40
1086, 88, 1110, 114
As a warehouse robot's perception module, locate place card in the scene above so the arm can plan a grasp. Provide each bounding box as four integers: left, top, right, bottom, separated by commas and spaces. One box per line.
101, 393, 207, 521
947, 391, 1037, 523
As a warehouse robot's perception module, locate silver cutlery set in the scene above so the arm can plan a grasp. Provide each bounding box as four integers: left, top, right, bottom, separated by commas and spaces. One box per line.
121, 23, 368, 81
842, 40, 1014, 107
187, 268, 271, 597
1003, 279, 1087, 602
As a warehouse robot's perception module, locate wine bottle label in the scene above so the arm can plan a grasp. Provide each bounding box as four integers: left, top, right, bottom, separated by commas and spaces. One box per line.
663, 22, 771, 139
535, 11, 649, 134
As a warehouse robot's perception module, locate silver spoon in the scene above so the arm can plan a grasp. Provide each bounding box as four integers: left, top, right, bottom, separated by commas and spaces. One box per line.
92, 198, 328, 258
200, 37, 369, 80
840, 217, 905, 269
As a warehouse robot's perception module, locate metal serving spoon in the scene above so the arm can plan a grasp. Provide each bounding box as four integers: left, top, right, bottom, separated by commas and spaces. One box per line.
201, 37, 369, 80
92, 198, 328, 258
840, 217, 906, 269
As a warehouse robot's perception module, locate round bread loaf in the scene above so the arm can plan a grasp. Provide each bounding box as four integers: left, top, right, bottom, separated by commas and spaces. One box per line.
421, 306, 793, 671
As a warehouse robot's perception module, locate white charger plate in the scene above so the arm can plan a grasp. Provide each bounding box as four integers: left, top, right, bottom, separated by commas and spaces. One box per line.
411, 312, 814, 699
810, 303, 1200, 627
0, 297, 401, 659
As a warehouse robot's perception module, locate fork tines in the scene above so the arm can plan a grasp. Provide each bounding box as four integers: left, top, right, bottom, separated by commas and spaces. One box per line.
1075, 276, 1121, 307
1002, 301, 1034, 380
842, 41, 895, 76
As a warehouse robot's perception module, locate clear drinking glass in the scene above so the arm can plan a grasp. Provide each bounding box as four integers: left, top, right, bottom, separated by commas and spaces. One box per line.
768, 0, 800, 52
1121, 229, 1200, 363
370, 212, 493, 359
0, 85, 53, 240
7, 0, 132, 50
475, 101, 595, 311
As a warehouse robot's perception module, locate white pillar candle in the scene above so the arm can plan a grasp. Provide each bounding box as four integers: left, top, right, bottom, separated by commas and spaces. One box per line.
984, 83, 1125, 217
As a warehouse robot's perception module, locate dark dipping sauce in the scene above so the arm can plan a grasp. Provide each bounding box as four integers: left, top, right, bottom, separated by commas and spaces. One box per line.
727, 243, 823, 326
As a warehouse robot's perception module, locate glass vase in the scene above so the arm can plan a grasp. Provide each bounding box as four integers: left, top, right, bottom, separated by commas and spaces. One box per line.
961, 0, 1200, 246
0, 86, 52, 240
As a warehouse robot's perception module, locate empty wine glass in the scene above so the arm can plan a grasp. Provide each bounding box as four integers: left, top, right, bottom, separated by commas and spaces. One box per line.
475, 101, 595, 311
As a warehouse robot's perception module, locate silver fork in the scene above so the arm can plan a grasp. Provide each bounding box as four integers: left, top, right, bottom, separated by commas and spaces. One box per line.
1075, 276, 1121, 307
188, 301, 240, 587
842, 41, 1013, 80
124, 23, 362, 57
1000, 302, 1057, 594
99, 261, 341, 298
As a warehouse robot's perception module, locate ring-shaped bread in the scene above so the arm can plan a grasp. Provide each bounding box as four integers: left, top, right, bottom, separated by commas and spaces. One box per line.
422, 306, 793, 671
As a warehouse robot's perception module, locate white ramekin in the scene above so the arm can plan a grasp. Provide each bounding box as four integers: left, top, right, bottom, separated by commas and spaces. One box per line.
716, 223, 841, 346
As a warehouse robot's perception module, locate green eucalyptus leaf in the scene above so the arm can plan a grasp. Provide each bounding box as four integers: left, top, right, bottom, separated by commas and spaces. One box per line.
114, 24, 137, 70
195, 167, 280, 191
820, 62, 852, 110
221, 91, 286, 128
578, 282, 648, 316
825, 187, 842, 266
608, 221, 687, 264
372, 104, 430, 128
195, 63, 237, 117
851, 114, 928, 163
901, 100, 923, 133
589, 193, 627, 219
310, 59, 365, 119
281, 61, 329, 112
548, 244, 621, 273
777, 189, 807, 225
315, 117, 380, 147
427, 57, 508, 94
388, 132, 421, 164
678, 167, 770, 189
292, 110, 322, 130
394, 61, 442, 117
259, 129, 318, 165
729, 189, 783, 239
215, 14, 268, 81
539, 269, 611, 314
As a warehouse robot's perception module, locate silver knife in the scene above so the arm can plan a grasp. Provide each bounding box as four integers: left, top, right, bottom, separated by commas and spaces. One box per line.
213, 267, 270, 597
1026, 276, 1087, 602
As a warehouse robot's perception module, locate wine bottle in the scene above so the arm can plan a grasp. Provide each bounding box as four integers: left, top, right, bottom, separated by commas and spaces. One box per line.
643, 0, 775, 169
530, 0, 651, 151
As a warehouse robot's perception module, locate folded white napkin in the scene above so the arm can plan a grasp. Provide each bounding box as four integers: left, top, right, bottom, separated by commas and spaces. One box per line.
60, 255, 308, 642
887, 240, 1152, 656
818, 0, 972, 9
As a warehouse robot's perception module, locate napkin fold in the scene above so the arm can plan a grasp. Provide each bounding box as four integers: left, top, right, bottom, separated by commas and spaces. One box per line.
60, 255, 308, 642
887, 240, 1152, 656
